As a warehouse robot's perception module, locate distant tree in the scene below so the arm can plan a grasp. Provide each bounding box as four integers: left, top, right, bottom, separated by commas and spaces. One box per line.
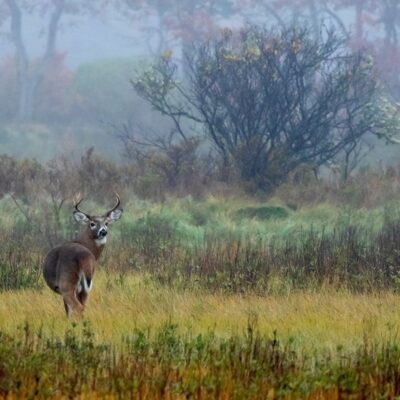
122, 0, 235, 57
0, 52, 74, 123
133, 26, 398, 192
263, 0, 397, 101
1, 1, 107, 122
240, 0, 330, 40
328, 0, 400, 98
380, 0, 400, 46
274, 0, 321, 38
0, 57, 18, 121
33, 53, 74, 123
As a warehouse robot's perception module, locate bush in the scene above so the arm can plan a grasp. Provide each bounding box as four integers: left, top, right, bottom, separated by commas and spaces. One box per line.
234, 206, 290, 221
0, 154, 45, 198
134, 25, 395, 192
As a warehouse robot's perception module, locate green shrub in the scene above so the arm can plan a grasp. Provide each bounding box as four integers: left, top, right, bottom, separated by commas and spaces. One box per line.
234, 205, 290, 221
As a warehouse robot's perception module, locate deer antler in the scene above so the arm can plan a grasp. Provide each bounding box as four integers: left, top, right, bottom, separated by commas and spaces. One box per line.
73, 194, 90, 217
105, 193, 121, 217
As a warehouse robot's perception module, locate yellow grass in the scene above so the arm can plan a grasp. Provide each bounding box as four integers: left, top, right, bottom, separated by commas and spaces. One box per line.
0, 272, 399, 351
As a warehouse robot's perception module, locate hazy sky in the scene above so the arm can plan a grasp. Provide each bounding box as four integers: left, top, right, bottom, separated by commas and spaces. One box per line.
0, 11, 146, 68
0, 5, 357, 69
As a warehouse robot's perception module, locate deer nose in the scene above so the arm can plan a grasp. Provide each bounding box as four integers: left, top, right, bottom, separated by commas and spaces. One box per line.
99, 228, 108, 237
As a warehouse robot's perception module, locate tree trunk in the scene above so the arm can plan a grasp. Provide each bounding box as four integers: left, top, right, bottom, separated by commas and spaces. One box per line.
18, 77, 35, 122
382, 0, 399, 46
19, 73, 45, 122
5, 0, 65, 122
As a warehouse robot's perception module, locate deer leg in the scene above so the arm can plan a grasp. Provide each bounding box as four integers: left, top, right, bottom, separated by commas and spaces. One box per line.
62, 291, 84, 317
63, 299, 69, 316
77, 290, 88, 307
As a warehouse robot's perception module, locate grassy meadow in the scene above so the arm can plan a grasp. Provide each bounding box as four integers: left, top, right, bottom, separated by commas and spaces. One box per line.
3, 195, 400, 398
2, 272, 400, 350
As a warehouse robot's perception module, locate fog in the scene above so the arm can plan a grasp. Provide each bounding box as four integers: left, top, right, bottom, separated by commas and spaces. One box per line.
0, 1, 399, 166
0, 11, 144, 68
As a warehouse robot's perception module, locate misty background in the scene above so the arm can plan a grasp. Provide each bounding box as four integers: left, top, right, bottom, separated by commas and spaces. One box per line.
0, 0, 399, 167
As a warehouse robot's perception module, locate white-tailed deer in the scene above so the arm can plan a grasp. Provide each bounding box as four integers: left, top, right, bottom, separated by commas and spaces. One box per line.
43, 194, 123, 316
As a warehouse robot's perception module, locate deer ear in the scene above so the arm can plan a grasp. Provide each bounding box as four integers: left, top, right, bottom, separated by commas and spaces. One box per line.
106, 208, 123, 223
73, 211, 90, 224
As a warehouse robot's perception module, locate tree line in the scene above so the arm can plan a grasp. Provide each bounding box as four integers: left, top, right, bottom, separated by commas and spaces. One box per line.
2, 0, 400, 121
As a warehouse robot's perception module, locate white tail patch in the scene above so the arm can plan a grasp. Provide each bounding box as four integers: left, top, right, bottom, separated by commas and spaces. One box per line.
79, 272, 93, 293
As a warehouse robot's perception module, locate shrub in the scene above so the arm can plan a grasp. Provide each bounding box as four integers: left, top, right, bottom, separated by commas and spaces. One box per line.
234, 206, 290, 221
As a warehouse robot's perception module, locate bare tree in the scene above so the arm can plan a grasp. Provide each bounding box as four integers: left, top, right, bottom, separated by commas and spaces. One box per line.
134, 26, 398, 192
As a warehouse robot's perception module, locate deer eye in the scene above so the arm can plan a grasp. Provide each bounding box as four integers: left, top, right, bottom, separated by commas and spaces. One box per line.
90, 222, 96, 228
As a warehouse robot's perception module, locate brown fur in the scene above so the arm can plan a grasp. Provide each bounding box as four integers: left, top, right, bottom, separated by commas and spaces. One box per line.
74, 227, 105, 260
43, 230, 102, 316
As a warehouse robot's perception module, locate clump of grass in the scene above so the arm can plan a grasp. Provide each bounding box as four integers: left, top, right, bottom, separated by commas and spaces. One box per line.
0, 262, 42, 291
234, 205, 290, 221
0, 237, 43, 291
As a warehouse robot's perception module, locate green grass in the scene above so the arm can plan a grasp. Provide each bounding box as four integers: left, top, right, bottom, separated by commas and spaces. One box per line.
0, 194, 392, 243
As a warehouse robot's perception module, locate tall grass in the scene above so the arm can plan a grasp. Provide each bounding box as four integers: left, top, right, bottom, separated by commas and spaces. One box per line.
2, 196, 400, 293
1, 272, 399, 349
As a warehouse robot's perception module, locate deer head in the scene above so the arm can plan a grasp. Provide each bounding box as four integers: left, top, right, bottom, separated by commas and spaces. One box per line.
73, 193, 123, 246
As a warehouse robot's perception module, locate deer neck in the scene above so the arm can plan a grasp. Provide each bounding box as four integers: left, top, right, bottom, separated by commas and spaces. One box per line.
74, 229, 106, 260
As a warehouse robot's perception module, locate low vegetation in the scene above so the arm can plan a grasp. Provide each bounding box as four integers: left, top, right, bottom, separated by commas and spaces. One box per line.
2, 274, 400, 399
3, 320, 400, 399
3, 191, 400, 293
3, 155, 400, 397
